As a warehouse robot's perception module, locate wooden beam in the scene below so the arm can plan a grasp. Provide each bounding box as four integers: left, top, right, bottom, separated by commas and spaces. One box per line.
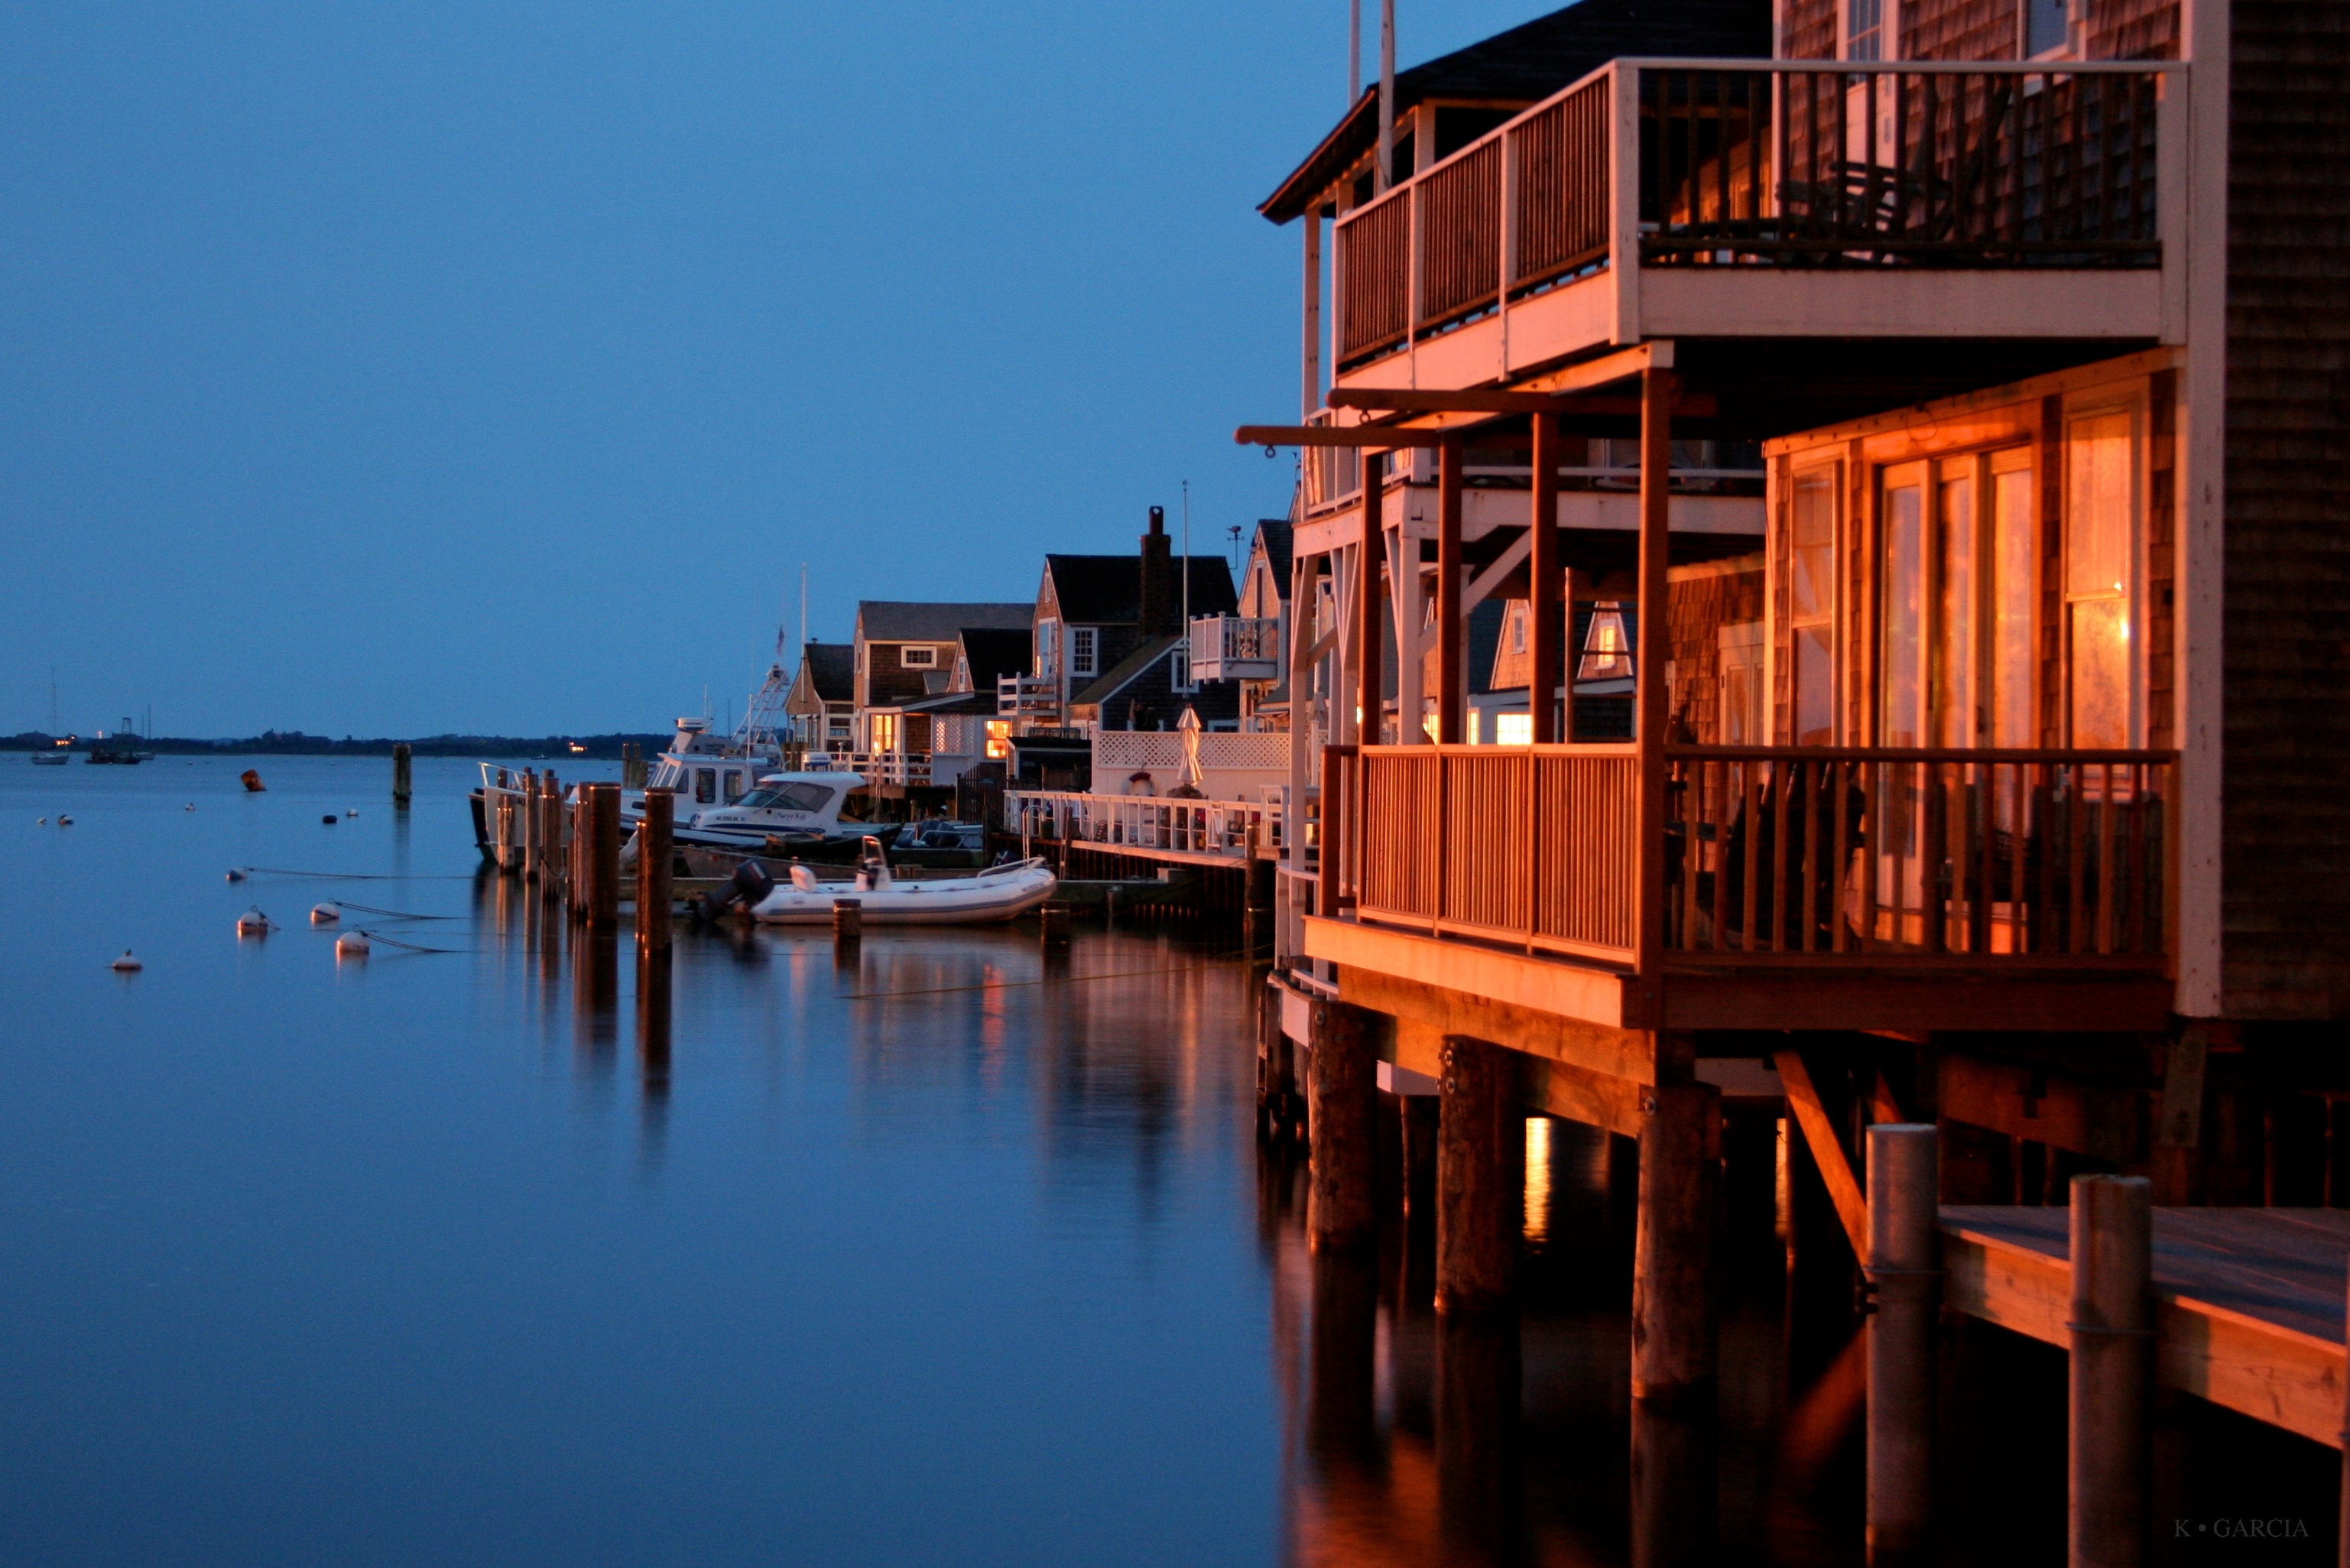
1437, 436, 1464, 745
1359, 453, 1385, 746
1520, 340, 1673, 398
1775, 1047, 1870, 1262
1631, 365, 1675, 1021
1326, 388, 1718, 417
1529, 412, 1561, 745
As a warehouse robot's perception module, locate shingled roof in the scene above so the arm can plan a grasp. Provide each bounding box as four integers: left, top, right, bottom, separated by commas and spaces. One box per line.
855, 601, 1033, 642
953, 627, 1034, 691
1044, 556, 1238, 625
794, 642, 853, 705
1260, 0, 1771, 222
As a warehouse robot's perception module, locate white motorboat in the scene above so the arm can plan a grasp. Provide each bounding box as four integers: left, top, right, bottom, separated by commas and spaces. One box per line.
748, 839, 1056, 926
672, 769, 885, 850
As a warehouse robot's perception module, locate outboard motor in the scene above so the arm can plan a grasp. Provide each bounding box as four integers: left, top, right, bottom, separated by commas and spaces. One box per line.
692, 856, 776, 923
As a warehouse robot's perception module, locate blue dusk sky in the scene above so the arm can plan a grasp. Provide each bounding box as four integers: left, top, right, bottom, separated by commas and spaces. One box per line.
1, 2, 1550, 738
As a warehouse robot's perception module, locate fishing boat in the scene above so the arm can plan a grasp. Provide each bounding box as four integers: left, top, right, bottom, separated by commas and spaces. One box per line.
745, 839, 1056, 926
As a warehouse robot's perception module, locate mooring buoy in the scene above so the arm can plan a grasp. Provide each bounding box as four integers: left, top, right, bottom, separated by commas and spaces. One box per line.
310, 902, 341, 924
335, 932, 369, 959
235, 907, 271, 937
111, 950, 141, 972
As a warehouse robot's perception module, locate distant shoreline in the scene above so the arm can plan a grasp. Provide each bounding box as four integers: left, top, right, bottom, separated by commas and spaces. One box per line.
2, 732, 669, 761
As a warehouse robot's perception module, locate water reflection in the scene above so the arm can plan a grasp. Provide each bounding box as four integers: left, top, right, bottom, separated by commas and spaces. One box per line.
635, 947, 671, 1173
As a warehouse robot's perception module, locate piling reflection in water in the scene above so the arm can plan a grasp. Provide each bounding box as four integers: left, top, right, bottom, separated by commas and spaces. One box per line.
636, 947, 671, 1170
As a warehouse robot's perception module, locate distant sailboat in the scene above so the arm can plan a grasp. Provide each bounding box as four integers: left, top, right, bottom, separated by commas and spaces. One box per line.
31, 668, 69, 765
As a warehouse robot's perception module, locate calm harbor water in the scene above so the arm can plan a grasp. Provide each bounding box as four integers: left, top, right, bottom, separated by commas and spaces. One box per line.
0, 755, 2328, 1564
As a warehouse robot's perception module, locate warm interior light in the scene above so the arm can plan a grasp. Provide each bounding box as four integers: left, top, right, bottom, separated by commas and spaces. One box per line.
1578, 603, 1634, 681
1495, 713, 1533, 746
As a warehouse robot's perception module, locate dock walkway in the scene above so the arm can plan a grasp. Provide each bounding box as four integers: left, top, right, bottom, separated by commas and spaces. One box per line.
1941, 1205, 2350, 1447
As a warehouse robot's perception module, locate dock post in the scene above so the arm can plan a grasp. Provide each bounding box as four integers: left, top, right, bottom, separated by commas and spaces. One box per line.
638, 788, 672, 953
2069, 1174, 2152, 1568
587, 783, 622, 929
1632, 1076, 1720, 1407
391, 742, 412, 806
1307, 999, 1378, 1250
1040, 901, 1072, 950
1436, 1035, 1519, 1316
1866, 1123, 1939, 1564
833, 898, 863, 944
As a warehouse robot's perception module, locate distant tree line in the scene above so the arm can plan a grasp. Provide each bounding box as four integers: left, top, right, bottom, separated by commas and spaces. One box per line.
0, 730, 669, 759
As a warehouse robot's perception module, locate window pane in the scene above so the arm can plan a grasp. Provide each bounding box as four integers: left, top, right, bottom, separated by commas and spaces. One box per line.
1881, 482, 1924, 745
1792, 468, 1836, 625
2067, 412, 2132, 599
1495, 713, 1531, 746
1796, 625, 1835, 744
1936, 472, 1975, 746
1992, 464, 2035, 746
2071, 599, 2131, 748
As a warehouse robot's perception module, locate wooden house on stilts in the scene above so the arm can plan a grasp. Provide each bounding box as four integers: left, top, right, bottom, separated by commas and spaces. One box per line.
1238, 0, 2350, 1550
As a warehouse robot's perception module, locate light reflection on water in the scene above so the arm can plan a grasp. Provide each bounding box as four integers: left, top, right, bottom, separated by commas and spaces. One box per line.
2, 755, 2329, 1565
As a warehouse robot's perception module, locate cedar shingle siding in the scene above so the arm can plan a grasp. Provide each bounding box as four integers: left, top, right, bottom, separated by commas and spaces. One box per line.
2222, 0, 2350, 1018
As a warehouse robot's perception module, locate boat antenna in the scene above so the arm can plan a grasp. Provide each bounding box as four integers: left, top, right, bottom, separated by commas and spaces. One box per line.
800, 563, 808, 651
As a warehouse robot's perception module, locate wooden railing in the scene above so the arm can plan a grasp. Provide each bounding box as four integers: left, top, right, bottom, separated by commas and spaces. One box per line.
1322, 742, 2176, 976
1332, 744, 1642, 963
1008, 790, 1280, 859
1666, 746, 2173, 966
1331, 58, 2178, 366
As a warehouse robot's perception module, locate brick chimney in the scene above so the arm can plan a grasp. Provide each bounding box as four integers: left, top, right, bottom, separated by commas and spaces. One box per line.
1138, 505, 1177, 638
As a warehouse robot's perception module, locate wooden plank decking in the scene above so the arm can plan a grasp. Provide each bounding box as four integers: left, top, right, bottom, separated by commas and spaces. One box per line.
1941, 1206, 2350, 1448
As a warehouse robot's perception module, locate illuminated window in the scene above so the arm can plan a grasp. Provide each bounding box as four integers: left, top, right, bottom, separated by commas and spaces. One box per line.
1495, 713, 1533, 746
2066, 409, 2136, 748
1578, 604, 1634, 681
1790, 464, 1838, 744
985, 720, 1011, 760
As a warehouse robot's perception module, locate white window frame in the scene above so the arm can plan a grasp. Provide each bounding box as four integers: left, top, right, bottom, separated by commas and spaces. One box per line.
1070, 626, 1098, 678
900, 644, 937, 669
1170, 648, 1195, 693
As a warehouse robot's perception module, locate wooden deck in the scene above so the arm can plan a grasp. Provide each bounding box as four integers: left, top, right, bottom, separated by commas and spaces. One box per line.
1941, 1206, 2350, 1448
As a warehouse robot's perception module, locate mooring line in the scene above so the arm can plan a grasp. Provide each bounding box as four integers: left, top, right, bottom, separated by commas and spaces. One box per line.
350, 928, 466, 955
237, 866, 473, 881
327, 900, 464, 920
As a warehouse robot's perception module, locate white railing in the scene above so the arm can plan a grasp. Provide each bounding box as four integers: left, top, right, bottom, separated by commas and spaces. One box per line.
808, 750, 932, 787
998, 674, 1060, 720
1189, 615, 1282, 683
1093, 729, 1290, 776
1008, 790, 1281, 859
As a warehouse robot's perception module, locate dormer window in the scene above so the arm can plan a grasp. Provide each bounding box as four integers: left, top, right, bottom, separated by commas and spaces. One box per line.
1070, 627, 1098, 678
900, 645, 936, 669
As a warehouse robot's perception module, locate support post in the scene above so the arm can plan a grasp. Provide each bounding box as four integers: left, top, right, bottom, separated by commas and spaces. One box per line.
2069, 1174, 2151, 1568
1529, 414, 1561, 745
637, 788, 672, 953
391, 742, 412, 805
1631, 1072, 1718, 1407
1437, 435, 1464, 745
586, 783, 622, 930
1633, 368, 1676, 1018
1359, 453, 1386, 747
1436, 1034, 1519, 1315
1309, 999, 1379, 1250
833, 898, 863, 944
1866, 1123, 1939, 1564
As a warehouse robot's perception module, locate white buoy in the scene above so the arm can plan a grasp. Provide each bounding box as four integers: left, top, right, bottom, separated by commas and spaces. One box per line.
310, 901, 342, 924
35, 816, 44, 826
111, 950, 141, 972
226, 868, 247, 882
236, 907, 271, 937
346, 808, 359, 817
336, 931, 370, 959
185, 803, 195, 811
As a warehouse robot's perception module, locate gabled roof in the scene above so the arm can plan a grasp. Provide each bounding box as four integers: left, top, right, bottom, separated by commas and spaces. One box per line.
953, 627, 1033, 690
1260, 0, 1772, 222
1070, 635, 1183, 709
1250, 520, 1293, 590
855, 600, 1033, 642
1043, 556, 1238, 624
788, 642, 854, 709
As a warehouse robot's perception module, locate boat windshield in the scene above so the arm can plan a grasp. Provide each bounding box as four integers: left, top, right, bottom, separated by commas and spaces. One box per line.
738, 781, 837, 813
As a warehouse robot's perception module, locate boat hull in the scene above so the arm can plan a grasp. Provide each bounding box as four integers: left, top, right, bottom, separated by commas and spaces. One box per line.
747, 862, 1057, 926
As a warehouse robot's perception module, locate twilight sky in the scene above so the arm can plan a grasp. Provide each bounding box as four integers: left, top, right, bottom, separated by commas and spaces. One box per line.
2, 2, 1550, 737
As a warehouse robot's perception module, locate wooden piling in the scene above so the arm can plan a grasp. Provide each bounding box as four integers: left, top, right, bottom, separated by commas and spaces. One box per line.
2069, 1174, 2151, 1568
391, 742, 412, 805
637, 788, 672, 953
1866, 1123, 1939, 1563
1631, 1078, 1720, 1407
1307, 999, 1378, 1250
1436, 1034, 1519, 1315
586, 783, 622, 929
833, 898, 863, 943
1040, 901, 1072, 948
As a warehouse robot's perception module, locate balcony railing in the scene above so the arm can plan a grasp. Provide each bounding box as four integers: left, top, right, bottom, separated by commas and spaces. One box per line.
1008, 790, 1280, 859
1334, 57, 2177, 366
1189, 615, 1283, 683
998, 674, 1060, 721
809, 750, 933, 787
1321, 742, 2176, 973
